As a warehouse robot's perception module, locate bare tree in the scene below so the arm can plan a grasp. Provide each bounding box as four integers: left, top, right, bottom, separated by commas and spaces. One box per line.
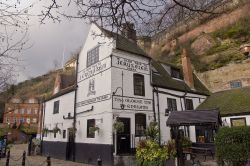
0, 1, 33, 90
40, 0, 230, 36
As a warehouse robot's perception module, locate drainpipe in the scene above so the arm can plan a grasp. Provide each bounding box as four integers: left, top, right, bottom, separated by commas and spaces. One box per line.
72, 53, 79, 161
39, 99, 44, 140
155, 88, 161, 145
152, 89, 156, 122
150, 62, 156, 122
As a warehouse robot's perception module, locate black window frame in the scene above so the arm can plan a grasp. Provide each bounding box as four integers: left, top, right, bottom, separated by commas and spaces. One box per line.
133, 74, 145, 96
185, 99, 194, 110
230, 117, 246, 127
86, 46, 99, 67
167, 98, 177, 112
53, 100, 59, 114
171, 67, 182, 79
135, 113, 146, 136
87, 119, 95, 138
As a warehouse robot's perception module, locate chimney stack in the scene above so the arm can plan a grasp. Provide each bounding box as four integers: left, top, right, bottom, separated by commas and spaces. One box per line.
181, 48, 194, 89
121, 22, 137, 42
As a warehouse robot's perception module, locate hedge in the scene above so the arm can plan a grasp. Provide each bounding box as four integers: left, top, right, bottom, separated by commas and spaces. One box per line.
215, 126, 250, 166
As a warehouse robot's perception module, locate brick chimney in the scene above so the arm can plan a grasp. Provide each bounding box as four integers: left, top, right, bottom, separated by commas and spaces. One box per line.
53, 74, 62, 94
121, 22, 137, 42
181, 48, 194, 89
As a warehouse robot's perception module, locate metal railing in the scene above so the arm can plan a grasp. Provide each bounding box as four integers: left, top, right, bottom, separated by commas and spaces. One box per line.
4, 150, 51, 166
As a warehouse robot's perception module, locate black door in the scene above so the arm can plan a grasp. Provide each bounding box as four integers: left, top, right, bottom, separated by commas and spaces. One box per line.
117, 118, 131, 154
66, 131, 74, 161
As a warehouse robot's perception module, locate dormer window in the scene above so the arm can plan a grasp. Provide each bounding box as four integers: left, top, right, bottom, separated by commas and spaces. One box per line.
230, 80, 242, 89
171, 67, 181, 79
87, 45, 99, 67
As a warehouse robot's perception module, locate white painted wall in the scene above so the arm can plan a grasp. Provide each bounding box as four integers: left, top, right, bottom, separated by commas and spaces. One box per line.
76, 23, 113, 145
154, 87, 207, 143
43, 91, 75, 142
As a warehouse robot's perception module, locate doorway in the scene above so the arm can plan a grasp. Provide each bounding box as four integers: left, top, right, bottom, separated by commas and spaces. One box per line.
116, 117, 131, 154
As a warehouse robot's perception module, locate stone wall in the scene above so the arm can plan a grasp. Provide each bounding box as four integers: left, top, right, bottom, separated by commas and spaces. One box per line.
197, 59, 250, 92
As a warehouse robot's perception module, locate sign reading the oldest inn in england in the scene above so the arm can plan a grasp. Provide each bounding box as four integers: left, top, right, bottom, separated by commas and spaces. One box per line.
112, 95, 153, 111
112, 55, 149, 74
78, 57, 111, 82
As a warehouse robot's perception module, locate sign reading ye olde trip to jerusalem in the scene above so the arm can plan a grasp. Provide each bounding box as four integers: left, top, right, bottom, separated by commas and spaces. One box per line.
112, 56, 149, 74
113, 96, 153, 111
78, 58, 110, 82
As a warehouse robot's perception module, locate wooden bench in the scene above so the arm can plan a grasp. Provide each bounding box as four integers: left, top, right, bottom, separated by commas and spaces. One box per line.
183, 147, 214, 162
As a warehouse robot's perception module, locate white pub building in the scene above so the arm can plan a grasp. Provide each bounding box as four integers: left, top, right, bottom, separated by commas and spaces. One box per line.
42, 23, 209, 165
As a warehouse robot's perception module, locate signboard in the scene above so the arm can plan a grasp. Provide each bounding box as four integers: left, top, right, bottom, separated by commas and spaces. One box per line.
78, 57, 111, 82
77, 94, 111, 108
230, 118, 246, 127
112, 95, 153, 111
112, 56, 149, 74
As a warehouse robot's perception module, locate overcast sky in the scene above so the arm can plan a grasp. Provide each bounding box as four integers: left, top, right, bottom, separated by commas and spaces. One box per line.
15, 1, 90, 82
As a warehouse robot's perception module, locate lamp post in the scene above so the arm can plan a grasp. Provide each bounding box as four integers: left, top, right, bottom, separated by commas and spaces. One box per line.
112, 71, 125, 110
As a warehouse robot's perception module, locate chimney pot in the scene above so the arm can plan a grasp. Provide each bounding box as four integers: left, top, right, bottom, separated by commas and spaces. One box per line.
121, 22, 137, 42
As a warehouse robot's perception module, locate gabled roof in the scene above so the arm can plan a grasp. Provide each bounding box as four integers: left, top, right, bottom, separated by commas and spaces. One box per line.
197, 87, 250, 116
100, 27, 149, 58
166, 109, 221, 127
151, 60, 210, 95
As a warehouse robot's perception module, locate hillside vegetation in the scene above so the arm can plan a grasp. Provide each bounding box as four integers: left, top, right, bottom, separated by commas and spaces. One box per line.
154, 17, 250, 72
2, 68, 76, 100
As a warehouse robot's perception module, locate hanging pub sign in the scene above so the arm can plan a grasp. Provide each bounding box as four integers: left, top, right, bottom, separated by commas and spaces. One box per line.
112, 95, 153, 111
112, 55, 149, 74
78, 57, 111, 82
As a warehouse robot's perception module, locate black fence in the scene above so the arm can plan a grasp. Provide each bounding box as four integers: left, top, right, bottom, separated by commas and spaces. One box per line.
3, 150, 51, 166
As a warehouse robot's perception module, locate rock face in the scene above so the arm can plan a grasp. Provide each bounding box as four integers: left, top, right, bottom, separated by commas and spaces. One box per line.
197, 60, 250, 92
191, 33, 216, 56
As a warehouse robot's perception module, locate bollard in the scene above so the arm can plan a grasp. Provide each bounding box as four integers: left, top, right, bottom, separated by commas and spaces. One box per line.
193, 160, 201, 166
47, 156, 51, 166
5, 150, 10, 166
22, 151, 26, 166
97, 156, 102, 166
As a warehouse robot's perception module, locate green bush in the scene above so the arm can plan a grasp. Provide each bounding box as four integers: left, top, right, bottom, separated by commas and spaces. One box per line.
136, 139, 176, 166
20, 126, 37, 135
215, 126, 250, 166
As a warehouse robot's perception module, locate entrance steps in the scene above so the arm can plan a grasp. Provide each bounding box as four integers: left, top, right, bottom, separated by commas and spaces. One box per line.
114, 155, 136, 166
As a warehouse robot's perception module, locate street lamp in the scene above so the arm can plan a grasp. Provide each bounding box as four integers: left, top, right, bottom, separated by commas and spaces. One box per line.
112, 71, 125, 110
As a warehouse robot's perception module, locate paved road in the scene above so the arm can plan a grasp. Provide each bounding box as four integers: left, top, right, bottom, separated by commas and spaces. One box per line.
0, 144, 93, 166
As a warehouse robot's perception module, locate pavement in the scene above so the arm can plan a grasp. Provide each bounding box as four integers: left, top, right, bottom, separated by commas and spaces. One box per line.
185, 156, 218, 166
1, 144, 218, 166
0, 144, 93, 166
